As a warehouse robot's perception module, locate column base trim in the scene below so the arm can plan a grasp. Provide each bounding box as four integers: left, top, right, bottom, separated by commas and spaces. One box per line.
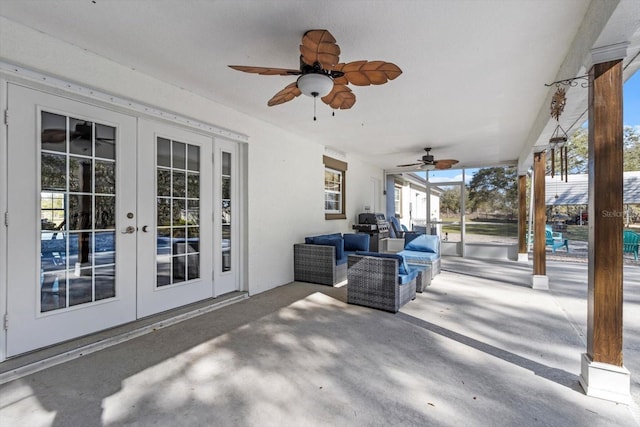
517, 253, 529, 263
531, 275, 549, 290
579, 353, 631, 405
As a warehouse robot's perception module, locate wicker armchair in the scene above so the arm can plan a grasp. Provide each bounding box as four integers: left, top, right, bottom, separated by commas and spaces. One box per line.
294, 243, 347, 286
347, 254, 417, 313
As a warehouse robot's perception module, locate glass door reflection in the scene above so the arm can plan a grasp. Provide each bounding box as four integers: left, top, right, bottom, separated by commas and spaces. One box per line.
221, 151, 231, 272
40, 111, 117, 312
156, 137, 201, 286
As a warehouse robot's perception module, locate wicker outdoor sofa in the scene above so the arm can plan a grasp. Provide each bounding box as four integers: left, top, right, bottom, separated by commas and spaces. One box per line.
294, 233, 370, 286
347, 253, 418, 313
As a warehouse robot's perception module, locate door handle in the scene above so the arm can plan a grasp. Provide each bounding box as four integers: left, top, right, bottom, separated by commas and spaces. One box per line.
121, 225, 136, 234
142, 225, 149, 232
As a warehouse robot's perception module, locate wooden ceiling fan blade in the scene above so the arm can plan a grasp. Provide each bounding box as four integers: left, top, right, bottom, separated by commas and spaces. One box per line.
435, 159, 459, 165
332, 75, 348, 85
228, 65, 300, 76
300, 30, 340, 68
397, 162, 423, 167
435, 163, 453, 170
267, 82, 302, 106
334, 61, 403, 86
321, 84, 355, 109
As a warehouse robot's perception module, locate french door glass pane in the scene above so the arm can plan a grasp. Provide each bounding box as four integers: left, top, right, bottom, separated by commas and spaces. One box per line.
156, 137, 200, 286
222, 151, 231, 272
40, 111, 117, 313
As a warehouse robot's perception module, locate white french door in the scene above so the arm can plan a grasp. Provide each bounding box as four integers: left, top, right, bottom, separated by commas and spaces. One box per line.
4, 84, 241, 358
136, 120, 213, 317
6, 84, 137, 356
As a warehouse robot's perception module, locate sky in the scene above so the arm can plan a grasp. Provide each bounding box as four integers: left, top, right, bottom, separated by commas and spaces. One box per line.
624, 71, 640, 131
428, 72, 640, 183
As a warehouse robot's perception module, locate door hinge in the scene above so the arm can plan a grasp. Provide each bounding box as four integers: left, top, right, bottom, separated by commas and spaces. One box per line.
3, 314, 8, 331
3, 109, 8, 126
4, 212, 7, 227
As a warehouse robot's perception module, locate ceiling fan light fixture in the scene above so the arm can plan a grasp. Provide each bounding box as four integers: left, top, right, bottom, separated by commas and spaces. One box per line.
421, 164, 436, 171
297, 73, 334, 98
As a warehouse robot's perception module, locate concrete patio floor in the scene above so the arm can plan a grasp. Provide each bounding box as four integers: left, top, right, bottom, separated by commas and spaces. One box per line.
1, 257, 639, 426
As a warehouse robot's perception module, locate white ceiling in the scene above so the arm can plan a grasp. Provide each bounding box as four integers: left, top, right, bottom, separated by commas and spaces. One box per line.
1, 0, 639, 171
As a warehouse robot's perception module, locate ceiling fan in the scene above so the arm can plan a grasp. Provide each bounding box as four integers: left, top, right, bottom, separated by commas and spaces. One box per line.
228, 29, 402, 113
397, 148, 459, 170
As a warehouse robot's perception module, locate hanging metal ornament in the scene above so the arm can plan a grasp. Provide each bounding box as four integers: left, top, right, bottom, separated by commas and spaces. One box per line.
548, 86, 569, 182
550, 87, 566, 121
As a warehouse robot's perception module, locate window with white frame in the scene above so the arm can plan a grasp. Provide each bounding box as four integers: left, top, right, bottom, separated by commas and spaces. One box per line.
323, 156, 347, 220
394, 185, 402, 218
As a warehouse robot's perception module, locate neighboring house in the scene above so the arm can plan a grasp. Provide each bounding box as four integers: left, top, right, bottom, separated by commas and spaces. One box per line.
546, 172, 640, 224
386, 172, 442, 231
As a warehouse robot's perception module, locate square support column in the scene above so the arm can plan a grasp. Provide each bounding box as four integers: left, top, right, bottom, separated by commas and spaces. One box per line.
532, 152, 548, 289
580, 56, 630, 404
517, 174, 528, 262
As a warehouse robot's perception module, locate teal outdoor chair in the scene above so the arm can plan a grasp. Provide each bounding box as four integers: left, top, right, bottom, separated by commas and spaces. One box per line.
545, 225, 569, 253
623, 230, 640, 261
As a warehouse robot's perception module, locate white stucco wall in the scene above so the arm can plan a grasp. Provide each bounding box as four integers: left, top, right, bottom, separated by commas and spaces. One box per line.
0, 17, 384, 296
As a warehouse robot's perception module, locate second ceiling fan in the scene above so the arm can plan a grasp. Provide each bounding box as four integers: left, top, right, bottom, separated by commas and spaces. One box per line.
397, 148, 459, 170
228, 29, 402, 111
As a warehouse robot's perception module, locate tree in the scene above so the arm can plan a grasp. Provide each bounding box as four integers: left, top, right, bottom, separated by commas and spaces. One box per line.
439, 186, 461, 215
467, 167, 518, 215
565, 127, 588, 173
623, 126, 640, 171
556, 126, 640, 173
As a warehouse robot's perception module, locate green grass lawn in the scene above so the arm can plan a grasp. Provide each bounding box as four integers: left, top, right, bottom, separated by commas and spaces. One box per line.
563, 225, 589, 242
441, 222, 517, 237
440, 222, 590, 242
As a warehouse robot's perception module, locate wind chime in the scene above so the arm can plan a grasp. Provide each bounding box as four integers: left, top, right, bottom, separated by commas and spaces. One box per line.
549, 86, 569, 182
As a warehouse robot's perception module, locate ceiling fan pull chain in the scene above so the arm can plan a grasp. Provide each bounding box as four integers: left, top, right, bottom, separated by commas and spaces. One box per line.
313, 96, 317, 121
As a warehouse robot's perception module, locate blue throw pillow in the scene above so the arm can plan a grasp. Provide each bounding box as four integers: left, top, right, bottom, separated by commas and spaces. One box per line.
314, 236, 344, 260
305, 232, 342, 245
404, 234, 438, 253
343, 233, 370, 252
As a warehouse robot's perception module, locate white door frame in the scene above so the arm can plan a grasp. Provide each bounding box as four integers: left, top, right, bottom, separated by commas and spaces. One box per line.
0, 77, 9, 362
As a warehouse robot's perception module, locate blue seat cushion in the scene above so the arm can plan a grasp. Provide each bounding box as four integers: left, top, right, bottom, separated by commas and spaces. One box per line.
336, 256, 348, 266
407, 263, 431, 274
404, 234, 439, 253
398, 268, 419, 285
313, 236, 344, 261
343, 233, 370, 251
355, 251, 410, 275
399, 249, 440, 262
